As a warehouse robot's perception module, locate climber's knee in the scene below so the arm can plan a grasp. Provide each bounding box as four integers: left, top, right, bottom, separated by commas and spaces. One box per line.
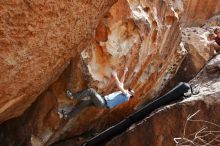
87, 88, 97, 95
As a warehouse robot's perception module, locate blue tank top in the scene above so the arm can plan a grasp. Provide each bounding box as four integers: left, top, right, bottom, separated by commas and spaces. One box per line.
104, 91, 130, 109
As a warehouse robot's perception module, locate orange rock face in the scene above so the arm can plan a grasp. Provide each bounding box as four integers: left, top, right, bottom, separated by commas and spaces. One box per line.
0, 0, 116, 122
179, 0, 220, 26
0, 0, 220, 145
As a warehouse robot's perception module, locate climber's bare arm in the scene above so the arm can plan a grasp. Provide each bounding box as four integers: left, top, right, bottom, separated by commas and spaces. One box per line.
112, 71, 127, 95
120, 67, 128, 83
207, 40, 216, 45
208, 41, 220, 50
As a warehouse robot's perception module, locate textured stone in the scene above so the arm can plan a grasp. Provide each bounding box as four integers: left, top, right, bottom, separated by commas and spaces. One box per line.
43, 0, 185, 144
179, 0, 220, 26
0, 0, 116, 123
0, 0, 220, 146
161, 15, 220, 94
105, 55, 220, 146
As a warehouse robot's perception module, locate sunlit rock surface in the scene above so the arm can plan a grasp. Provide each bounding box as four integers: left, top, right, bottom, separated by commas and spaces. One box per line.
105, 54, 220, 146
162, 15, 220, 93
0, 0, 116, 123
169, 0, 220, 27
0, 0, 220, 145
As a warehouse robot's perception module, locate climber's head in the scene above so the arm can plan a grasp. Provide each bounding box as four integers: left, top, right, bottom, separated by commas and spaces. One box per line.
128, 88, 135, 98
208, 33, 216, 40
214, 28, 220, 36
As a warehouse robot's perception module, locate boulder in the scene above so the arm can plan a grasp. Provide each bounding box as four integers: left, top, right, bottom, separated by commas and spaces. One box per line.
0, 0, 220, 145
105, 54, 220, 146
0, 0, 116, 123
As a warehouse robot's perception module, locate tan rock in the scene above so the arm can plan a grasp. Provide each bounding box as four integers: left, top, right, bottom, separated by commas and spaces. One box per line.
1, 0, 220, 145
105, 55, 220, 146
0, 0, 116, 123
179, 0, 220, 26
161, 15, 220, 94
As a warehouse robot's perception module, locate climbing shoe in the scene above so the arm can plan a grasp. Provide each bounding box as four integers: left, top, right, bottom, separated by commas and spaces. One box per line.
66, 89, 74, 100
63, 110, 69, 119
58, 110, 68, 119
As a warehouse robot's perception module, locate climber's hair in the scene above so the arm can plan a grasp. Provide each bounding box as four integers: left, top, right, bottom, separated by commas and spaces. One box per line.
214, 28, 220, 34
208, 33, 216, 40
128, 88, 135, 98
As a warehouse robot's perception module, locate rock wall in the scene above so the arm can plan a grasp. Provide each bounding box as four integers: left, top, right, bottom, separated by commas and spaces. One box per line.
0, 0, 116, 123
169, 0, 220, 84
0, 0, 220, 146
179, 0, 220, 26
105, 55, 220, 146
84, 0, 183, 101
0, 0, 117, 145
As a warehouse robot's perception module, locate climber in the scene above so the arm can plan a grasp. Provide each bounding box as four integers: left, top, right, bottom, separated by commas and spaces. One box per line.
209, 28, 220, 52
64, 67, 135, 118
213, 27, 220, 46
